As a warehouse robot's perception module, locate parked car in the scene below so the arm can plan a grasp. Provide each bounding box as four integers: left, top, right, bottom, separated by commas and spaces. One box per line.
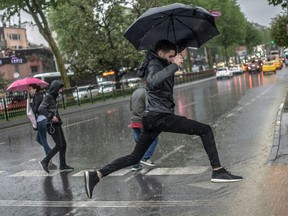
0, 95, 26, 112
262, 62, 276, 74
73, 85, 98, 99
229, 65, 243, 75
216, 67, 233, 80
127, 77, 141, 88
98, 81, 116, 93
192, 64, 208, 72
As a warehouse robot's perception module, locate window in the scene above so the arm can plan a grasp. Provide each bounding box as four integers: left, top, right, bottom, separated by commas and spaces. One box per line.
9, 34, 21, 40
31, 66, 38, 74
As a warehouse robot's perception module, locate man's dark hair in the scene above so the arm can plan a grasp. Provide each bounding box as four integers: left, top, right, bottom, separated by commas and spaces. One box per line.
29, 84, 41, 92
155, 40, 177, 54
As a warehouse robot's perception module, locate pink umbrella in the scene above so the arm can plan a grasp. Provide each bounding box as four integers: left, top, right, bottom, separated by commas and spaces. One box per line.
6, 77, 49, 92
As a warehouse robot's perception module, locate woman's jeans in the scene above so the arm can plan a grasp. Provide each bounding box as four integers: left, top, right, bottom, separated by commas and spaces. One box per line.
36, 119, 51, 156
43, 125, 67, 167
132, 128, 158, 166
99, 112, 221, 177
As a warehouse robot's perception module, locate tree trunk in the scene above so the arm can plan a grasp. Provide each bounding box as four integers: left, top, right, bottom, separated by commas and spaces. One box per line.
46, 35, 71, 88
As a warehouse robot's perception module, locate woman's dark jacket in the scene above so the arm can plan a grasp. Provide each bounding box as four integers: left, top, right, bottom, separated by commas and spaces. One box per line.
38, 80, 63, 124
31, 92, 43, 118
145, 51, 179, 114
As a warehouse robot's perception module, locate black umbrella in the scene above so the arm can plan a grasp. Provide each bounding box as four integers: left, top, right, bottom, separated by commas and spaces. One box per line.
123, 3, 220, 52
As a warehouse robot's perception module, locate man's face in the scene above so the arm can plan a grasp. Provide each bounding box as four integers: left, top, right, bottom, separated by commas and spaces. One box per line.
158, 50, 176, 63
28, 86, 36, 96
58, 88, 63, 94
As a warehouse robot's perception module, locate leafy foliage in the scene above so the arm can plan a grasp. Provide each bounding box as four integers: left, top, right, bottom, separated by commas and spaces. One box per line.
271, 14, 288, 47
268, 0, 287, 8
49, 0, 146, 83
0, 72, 8, 91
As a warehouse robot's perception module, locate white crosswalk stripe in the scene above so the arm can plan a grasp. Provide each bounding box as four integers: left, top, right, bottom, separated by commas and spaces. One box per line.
8, 166, 209, 177
146, 166, 209, 176
9, 170, 58, 177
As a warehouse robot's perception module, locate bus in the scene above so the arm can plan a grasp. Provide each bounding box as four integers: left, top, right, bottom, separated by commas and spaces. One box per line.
33, 71, 75, 85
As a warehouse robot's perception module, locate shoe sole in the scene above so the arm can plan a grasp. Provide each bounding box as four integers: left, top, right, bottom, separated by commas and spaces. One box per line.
211, 178, 243, 183
140, 161, 156, 167
84, 171, 92, 199
131, 168, 142, 171
39, 161, 49, 174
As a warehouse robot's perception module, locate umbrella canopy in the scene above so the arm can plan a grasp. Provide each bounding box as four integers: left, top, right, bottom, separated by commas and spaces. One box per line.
6, 77, 49, 92
123, 3, 220, 51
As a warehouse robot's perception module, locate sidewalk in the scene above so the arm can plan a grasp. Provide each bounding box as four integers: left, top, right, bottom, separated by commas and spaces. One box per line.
0, 96, 130, 131
0, 77, 216, 131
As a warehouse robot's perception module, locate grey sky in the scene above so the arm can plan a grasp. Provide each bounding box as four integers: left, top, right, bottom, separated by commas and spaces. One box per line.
237, 0, 283, 26
1, 1, 284, 28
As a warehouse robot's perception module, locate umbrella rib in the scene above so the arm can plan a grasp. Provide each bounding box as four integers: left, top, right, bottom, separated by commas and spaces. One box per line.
173, 16, 200, 47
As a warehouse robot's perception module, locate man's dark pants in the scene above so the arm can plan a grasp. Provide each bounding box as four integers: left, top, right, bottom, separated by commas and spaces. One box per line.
100, 111, 221, 177
43, 125, 67, 166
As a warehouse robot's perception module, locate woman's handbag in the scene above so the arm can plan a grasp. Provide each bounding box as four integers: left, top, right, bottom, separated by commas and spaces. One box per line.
26, 95, 37, 130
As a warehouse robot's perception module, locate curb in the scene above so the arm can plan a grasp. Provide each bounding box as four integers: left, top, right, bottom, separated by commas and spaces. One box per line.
267, 102, 283, 163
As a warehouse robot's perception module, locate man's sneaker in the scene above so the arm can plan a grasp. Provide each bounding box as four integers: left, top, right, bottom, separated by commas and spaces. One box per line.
131, 164, 143, 171
84, 170, 99, 199
59, 165, 74, 172
211, 167, 243, 183
140, 159, 156, 167
39, 160, 49, 174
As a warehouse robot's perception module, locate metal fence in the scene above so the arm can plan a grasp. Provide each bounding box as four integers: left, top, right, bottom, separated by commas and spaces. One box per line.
0, 70, 215, 121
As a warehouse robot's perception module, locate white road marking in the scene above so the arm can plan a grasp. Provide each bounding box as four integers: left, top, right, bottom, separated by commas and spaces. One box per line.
237, 107, 243, 111
146, 166, 209, 176
187, 181, 224, 190
0, 142, 5, 145
9, 170, 58, 177
7, 166, 210, 178
0, 199, 211, 208
73, 169, 131, 177
179, 102, 196, 108
63, 117, 99, 128
0, 171, 4, 174
154, 145, 185, 164
226, 113, 234, 118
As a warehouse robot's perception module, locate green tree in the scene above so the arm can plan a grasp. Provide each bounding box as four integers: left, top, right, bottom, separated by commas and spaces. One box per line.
271, 14, 288, 47
0, 72, 8, 90
0, 0, 71, 88
268, 0, 287, 8
245, 22, 264, 54
49, 0, 145, 85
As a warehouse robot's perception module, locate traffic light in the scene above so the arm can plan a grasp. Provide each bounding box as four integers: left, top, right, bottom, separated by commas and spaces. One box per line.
271, 40, 275, 45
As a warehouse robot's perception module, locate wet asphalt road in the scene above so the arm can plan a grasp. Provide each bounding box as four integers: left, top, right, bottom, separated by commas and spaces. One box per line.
1, 68, 288, 216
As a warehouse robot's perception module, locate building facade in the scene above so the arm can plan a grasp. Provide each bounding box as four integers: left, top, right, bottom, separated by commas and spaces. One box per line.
0, 26, 55, 83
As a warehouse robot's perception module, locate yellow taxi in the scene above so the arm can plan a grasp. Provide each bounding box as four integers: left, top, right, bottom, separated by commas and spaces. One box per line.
270, 59, 282, 70
216, 62, 225, 68
262, 62, 276, 74
241, 63, 248, 72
